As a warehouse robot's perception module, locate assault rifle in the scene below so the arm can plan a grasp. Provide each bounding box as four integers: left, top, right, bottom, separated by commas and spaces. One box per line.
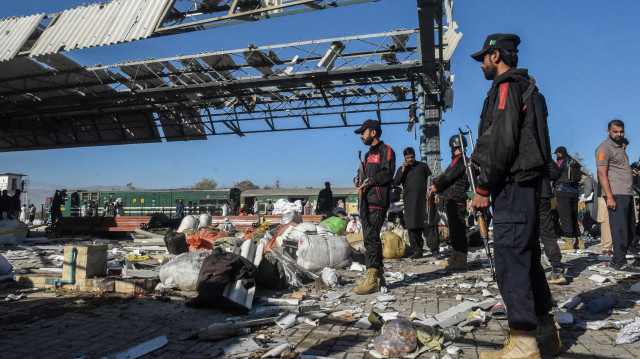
357, 151, 369, 213
458, 127, 496, 281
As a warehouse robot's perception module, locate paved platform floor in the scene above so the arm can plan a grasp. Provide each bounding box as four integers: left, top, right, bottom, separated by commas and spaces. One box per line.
1, 237, 640, 358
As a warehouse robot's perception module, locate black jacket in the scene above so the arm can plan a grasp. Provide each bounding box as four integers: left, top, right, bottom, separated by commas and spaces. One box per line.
541, 160, 561, 199
472, 68, 549, 196
357, 141, 396, 211
434, 154, 469, 203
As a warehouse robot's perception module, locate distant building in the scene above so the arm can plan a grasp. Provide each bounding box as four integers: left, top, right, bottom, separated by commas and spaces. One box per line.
0, 173, 27, 192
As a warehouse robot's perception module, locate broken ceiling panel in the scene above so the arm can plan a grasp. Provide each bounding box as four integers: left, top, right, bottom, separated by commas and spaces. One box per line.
30, 0, 172, 57
0, 14, 45, 62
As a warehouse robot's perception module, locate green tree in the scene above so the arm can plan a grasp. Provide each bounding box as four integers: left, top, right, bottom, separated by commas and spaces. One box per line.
234, 180, 259, 191
191, 178, 218, 190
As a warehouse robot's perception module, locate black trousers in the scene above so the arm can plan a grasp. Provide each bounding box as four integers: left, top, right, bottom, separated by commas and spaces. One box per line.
492, 180, 552, 331
555, 191, 579, 237
606, 195, 635, 265
582, 203, 595, 235
445, 201, 467, 253
407, 228, 424, 254
539, 197, 562, 268
361, 208, 386, 269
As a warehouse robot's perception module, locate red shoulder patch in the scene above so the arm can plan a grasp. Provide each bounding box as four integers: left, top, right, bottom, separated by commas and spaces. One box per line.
498, 82, 509, 110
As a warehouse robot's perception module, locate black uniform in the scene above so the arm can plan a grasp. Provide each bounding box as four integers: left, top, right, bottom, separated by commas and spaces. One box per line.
434, 154, 469, 254
0, 192, 9, 220
472, 68, 552, 331
393, 161, 432, 254
358, 141, 396, 269
540, 160, 563, 269
316, 187, 334, 216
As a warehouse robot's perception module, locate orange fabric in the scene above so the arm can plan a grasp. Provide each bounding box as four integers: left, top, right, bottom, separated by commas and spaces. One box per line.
186, 228, 230, 251
263, 222, 297, 254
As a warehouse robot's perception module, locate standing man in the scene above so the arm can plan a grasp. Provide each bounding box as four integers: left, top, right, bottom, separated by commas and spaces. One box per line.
353, 119, 395, 294
470, 34, 558, 358
430, 135, 470, 270
596, 119, 639, 272
253, 197, 260, 216
265, 199, 274, 215
553, 147, 584, 250
0, 190, 9, 219
9, 189, 22, 219
28, 204, 36, 224
230, 198, 239, 216
316, 182, 334, 217
175, 199, 185, 219
393, 147, 432, 259
580, 171, 598, 237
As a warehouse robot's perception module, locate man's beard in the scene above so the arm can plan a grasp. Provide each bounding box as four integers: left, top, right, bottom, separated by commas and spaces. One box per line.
363, 135, 374, 145
609, 134, 623, 144
483, 63, 498, 80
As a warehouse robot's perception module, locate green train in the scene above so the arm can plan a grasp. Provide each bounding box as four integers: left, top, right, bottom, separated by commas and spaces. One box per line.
45, 187, 359, 218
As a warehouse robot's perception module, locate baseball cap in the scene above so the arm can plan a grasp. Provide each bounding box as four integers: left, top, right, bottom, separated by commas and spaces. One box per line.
554, 146, 567, 155
471, 33, 521, 62
354, 119, 382, 134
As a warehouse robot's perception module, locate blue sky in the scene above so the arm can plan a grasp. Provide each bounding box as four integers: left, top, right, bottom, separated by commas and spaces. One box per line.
1, 1, 639, 190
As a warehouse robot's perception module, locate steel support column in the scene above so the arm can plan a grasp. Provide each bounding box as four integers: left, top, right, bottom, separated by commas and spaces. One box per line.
416, 0, 442, 174
416, 76, 441, 174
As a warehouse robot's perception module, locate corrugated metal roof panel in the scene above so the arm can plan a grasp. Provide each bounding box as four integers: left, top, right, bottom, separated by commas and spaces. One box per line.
0, 14, 45, 62
30, 0, 172, 57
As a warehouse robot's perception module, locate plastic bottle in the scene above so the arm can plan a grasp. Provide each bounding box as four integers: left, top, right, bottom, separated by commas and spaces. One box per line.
588, 296, 615, 313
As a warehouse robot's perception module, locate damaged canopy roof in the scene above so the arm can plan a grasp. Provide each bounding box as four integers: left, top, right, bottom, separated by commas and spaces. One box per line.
0, 27, 460, 152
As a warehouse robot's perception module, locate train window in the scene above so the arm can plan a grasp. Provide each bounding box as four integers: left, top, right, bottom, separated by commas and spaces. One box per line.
200, 199, 216, 205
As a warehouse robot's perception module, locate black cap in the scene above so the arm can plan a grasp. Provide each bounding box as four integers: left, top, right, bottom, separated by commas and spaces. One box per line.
354, 119, 382, 134
554, 146, 567, 155
471, 33, 521, 62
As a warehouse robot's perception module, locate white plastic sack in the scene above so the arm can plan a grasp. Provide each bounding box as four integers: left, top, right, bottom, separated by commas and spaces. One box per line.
281, 210, 302, 224
0, 219, 28, 245
296, 234, 352, 271
177, 215, 199, 233
316, 224, 333, 236
198, 213, 212, 228
321, 267, 341, 287
219, 219, 236, 233
273, 199, 303, 215
159, 250, 213, 290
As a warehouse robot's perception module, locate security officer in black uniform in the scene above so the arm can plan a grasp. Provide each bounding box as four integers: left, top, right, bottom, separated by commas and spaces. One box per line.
353, 119, 396, 295
430, 135, 470, 271
469, 34, 560, 358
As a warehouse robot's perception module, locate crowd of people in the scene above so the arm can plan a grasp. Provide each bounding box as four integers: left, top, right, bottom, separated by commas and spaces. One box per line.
351, 33, 639, 359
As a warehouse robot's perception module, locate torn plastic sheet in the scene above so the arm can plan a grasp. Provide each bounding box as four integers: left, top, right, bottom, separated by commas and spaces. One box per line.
576, 318, 635, 331
616, 318, 640, 345
269, 247, 318, 287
